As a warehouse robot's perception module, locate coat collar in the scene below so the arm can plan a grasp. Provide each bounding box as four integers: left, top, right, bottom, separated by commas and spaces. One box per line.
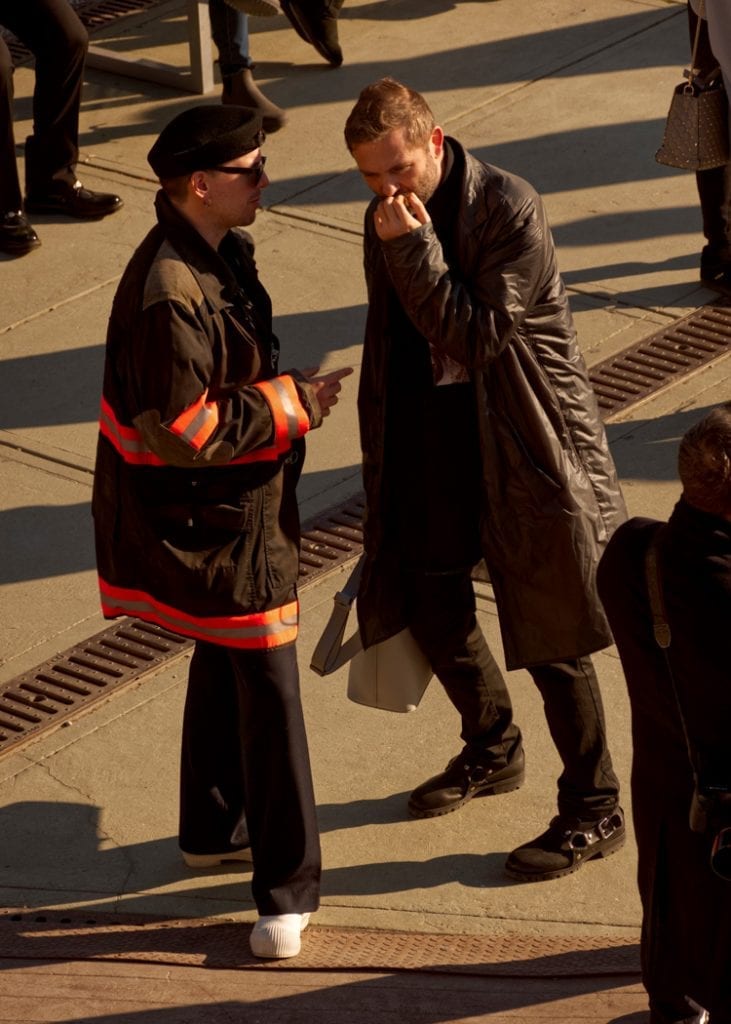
153, 189, 250, 313
669, 496, 731, 547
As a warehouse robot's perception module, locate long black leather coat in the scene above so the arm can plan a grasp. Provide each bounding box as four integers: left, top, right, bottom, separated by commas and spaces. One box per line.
357, 140, 627, 669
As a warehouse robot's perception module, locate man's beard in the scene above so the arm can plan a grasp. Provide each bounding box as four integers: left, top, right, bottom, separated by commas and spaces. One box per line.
410, 154, 442, 205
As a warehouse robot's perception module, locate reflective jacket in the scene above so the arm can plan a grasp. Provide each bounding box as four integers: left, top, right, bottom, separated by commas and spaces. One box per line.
357, 139, 627, 669
92, 192, 321, 649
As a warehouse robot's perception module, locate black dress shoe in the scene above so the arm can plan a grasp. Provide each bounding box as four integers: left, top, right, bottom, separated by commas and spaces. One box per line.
282, 0, 343, 66
0, 210, 41, 256
505, 808, 625, 882
25, 181, 123, 219
408, 746, 525, 818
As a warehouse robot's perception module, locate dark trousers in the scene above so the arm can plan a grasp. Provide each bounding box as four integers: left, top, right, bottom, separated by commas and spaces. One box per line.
180, 641, 321, 916
688, 1, 731, 260
405, 570, 619, 820
208, 0, 252, 74
0, 0, 87, 211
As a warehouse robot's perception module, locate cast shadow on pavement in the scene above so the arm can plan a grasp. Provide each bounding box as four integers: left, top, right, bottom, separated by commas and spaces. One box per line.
606, 402, 721, 485
0, 798, 524, 922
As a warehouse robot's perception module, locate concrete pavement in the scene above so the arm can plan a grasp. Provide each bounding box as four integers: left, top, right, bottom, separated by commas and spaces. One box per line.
0, 0, 730, 1020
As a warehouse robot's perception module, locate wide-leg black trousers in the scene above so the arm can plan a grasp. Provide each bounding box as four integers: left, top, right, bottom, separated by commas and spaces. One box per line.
179, 640, 321, 916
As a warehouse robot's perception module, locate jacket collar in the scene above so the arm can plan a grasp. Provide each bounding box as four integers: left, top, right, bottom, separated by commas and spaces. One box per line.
153, 189, 245, 313
669, 496, 731, 547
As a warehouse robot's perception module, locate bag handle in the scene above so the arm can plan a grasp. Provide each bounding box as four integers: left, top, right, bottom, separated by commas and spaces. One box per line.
685, 0, 721, 90
309, 555, 365, 676
690, 0, 705, 79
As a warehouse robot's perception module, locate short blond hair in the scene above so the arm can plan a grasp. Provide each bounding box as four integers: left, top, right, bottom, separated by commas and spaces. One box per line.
344, 77, 436, 152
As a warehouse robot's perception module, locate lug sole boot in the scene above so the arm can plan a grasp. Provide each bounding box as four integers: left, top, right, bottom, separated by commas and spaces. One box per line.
505, 808, 626, 882
408, 748, 525, 819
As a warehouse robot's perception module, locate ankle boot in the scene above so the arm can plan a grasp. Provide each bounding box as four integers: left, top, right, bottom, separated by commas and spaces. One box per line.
221, 68, 287, 133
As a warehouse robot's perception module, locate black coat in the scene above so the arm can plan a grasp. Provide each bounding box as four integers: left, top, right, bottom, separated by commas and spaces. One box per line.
357, 140, 627, 669
597, 500, 731, 1017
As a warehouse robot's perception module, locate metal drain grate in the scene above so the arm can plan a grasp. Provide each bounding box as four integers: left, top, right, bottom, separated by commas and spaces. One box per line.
299, 492, 365, 580
589, 300, 731, 419
0, 492, 365, 760
2, 0, 163, 65
4, 298, 731, 759
0, 620, 189, 758
0, 910, 641, 977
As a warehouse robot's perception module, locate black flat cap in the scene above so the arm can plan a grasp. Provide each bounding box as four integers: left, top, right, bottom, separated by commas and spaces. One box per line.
148, 105, 264, 178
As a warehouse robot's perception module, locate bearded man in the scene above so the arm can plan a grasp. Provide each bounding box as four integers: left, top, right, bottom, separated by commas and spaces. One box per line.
344, 78, 627, 882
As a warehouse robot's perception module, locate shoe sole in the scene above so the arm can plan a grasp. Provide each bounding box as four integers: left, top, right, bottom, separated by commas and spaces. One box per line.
408, 770, 525, 819
24, 200, 124, 219
0, 239, 41, 256
182, 848, 253, 868
504, 831, 626, 883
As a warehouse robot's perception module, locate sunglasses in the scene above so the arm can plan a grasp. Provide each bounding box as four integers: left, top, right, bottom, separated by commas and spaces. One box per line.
211, 156, 267, 185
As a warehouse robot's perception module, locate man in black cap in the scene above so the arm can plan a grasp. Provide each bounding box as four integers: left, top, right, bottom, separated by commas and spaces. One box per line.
92, 105, 351, 959
0, 0, 123, 257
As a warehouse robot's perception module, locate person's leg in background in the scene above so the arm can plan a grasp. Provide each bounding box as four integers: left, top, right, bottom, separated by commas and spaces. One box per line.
0, 33, 39, 256
209, 0, 286, 133
688, 1, 731, 289
1, 0, 121, 245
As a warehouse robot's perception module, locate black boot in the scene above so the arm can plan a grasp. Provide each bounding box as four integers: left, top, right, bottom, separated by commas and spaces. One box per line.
221, 68, 286, 134
408, 746, 525, 819
505, 808, 625, 882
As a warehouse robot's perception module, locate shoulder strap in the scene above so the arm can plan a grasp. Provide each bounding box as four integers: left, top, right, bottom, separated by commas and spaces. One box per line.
644, 524, 694, 760
309, 555, 365, 676
644, 524, 672, 649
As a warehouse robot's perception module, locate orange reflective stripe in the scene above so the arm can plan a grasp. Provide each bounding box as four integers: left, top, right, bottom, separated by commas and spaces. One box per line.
168, 390, 219, 450
99, 396, 165, 466
255, 375, 311, 447
99, 393, 299, 468
99, 578, 299, 649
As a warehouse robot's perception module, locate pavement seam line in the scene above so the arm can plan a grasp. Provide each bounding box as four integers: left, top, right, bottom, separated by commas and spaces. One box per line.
0, 275, 121, 335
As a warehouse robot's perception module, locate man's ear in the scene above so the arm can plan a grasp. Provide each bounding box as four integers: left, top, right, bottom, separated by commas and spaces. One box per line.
190, 171, 208, 200
430, 126, 445, 158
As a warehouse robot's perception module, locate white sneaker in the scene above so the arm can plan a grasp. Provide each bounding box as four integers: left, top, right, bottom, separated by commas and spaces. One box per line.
249, 912, 310, 958
182, 847, 253, 868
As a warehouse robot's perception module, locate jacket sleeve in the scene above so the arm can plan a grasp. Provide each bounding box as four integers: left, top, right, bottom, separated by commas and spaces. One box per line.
377, 190, 552, 374
126, 299, 322, 468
